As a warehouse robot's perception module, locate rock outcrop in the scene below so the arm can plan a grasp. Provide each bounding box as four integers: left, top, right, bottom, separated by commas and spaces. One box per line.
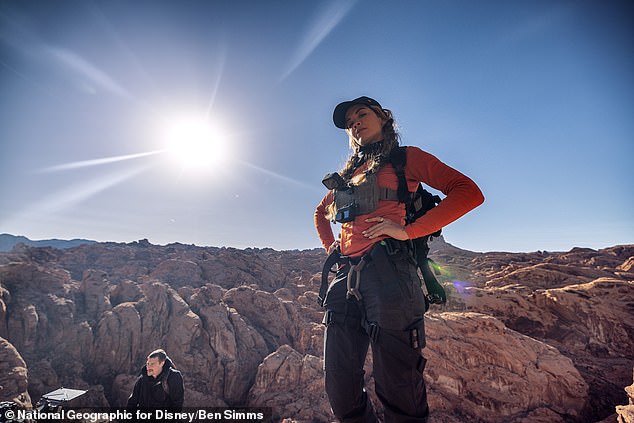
424, 312, 588, 422
247, 345, 330, 422
0, 337, 31, 408
459, 277, 634, 421
0, 239, 631, 422
615, 368, 634, 423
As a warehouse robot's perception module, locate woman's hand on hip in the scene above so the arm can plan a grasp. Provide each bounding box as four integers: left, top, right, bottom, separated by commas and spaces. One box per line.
363, 217, 409, 241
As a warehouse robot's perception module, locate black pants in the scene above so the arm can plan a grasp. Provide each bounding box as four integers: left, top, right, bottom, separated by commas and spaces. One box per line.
322, 241, 429, 423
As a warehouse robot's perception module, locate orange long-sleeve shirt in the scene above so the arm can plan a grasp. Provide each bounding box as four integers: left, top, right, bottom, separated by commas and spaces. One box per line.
314, 146, 484, 258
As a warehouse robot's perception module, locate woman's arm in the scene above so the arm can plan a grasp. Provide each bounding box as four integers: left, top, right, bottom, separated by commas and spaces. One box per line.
314, 191, 337, 251
403, 146, 484, 239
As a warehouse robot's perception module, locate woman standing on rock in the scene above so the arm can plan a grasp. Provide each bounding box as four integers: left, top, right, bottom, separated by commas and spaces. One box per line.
314, 96, 484, 422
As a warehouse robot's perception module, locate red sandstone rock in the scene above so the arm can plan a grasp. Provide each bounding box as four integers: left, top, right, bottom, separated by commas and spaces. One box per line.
247, 344, 331, 422
424, 312, 588, 422
0, 240, 631, 422
0, 337, 31, 407
616, 369, 634, 423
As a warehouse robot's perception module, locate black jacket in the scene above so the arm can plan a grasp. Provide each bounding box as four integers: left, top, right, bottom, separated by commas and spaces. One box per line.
126, 358, 184, 411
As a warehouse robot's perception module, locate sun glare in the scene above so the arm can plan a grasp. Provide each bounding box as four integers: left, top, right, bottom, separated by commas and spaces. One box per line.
162, 115, 229, 172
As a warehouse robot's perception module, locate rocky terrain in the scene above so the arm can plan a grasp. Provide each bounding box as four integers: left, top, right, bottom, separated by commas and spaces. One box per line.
0, 237, 632, 422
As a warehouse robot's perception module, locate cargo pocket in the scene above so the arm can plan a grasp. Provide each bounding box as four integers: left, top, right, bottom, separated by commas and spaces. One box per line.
369, 245, 410, 306
322, 268, 349, 311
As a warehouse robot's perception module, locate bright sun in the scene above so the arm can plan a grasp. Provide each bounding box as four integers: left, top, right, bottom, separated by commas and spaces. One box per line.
162, 115, 229, 171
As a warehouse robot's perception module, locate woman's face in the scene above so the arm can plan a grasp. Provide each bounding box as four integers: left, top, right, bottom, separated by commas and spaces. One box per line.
345, 105, 386, 146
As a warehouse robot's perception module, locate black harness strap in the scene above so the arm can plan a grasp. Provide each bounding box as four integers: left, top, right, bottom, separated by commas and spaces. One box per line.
318, 249, 343, 307
389, 146, 446, 305
389, 146, 410, 205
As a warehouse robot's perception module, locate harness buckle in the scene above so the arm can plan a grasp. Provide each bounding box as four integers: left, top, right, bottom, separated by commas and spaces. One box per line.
347, 286, 362, 301
410, 327, 420, 349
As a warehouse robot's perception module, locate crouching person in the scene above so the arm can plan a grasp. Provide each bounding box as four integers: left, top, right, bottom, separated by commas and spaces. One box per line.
127, 349, 184, 412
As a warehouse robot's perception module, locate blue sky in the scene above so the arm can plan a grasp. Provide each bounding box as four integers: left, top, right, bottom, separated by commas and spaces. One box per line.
0, 0, 632, 252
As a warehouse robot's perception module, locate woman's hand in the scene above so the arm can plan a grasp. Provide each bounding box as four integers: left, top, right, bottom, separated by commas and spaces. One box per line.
363, 217, 409, 241
327, 240, 340, 255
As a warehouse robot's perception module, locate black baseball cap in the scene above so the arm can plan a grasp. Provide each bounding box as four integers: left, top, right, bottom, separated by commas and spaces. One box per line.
333, 96, 383, 129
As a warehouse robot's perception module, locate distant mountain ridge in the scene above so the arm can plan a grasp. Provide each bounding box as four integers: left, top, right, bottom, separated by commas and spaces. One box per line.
0, 233, 96, 252
0, 233, 461, 254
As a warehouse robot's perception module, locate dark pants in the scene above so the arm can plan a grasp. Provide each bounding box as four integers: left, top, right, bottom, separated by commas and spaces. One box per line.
322, 241, 429, 423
